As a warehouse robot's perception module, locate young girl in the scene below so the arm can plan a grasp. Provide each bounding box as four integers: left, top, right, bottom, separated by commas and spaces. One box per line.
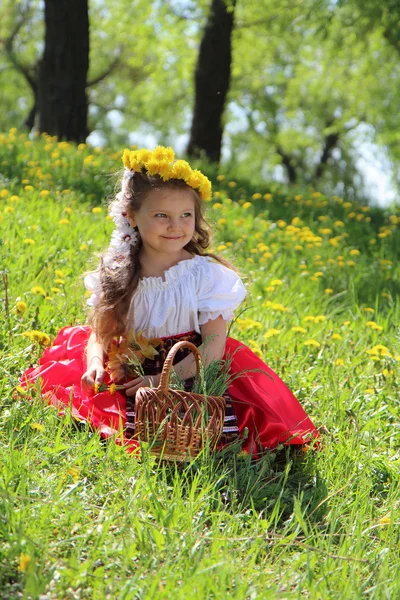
22, 146, 318, 455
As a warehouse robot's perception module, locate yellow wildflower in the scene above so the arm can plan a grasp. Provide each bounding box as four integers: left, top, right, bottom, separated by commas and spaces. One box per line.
217, 174, 225, 181
92, 206, 103, 214
59, 218, 70, 225
67, 467, 80, 482
331, 333, 342, 340
270, 279, 283, 286
325, 288, 333, 295
80, 243, 88, 251
242, 202, 252, 209
4, 206, 14, 214
31, 286, 46, 296
15, 301, 28, 314
30, 423, 45, 432
263, 328, 281, 339
349, 249, 360, 256
18, 553, 32, 572
39, 190, 50, 197
366, 345, 392, 358
24, 239, 35, 245
22, 330, 51, 346
335, 358, 344, 366
366, 321, 383, 331
0, 189, 9, 198
304, 339, 321, 348
291, 326, 306, 333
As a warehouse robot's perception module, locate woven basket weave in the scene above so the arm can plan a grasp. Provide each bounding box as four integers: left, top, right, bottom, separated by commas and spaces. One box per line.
134, 341, 226, 461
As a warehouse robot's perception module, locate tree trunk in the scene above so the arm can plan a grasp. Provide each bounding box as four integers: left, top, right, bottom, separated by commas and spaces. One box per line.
38, 0, 89, 142
187, 0, 236, 164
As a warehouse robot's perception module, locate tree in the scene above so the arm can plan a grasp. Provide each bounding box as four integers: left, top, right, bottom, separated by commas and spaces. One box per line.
187, 0, 236, 163
38, 0, 89, 142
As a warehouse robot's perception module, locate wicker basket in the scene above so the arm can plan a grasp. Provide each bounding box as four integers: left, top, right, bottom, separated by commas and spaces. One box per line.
134, 341, 226, 461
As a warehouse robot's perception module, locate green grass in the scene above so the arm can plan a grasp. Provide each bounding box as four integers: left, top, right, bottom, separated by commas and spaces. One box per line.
0, 130, 399, 599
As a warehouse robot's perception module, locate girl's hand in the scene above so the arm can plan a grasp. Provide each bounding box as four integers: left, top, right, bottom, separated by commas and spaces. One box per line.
81, 358, 105, 395
123, 374, 161, 397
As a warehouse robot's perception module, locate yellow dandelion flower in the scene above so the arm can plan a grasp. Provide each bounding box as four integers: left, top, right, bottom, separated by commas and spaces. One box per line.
319, 228, 332, 235
291, 326, 306, 333
15, 301, 28, 314
0, 189, 9, 198
31, 286, 46, 296
270, 279, 283, 286
157, 160, 174, 181
366, 345, 392, 358
145, 157, 162, 176
39, 190, 50, 197
24, 239, 35, 245
304, 339, 321, 348
303, 316, 315, 322
59, 218, 70, 225
4, 206, 14, 214
228, 181, 237, 188
325, 288, 333, 295
314, 315, 326, 323
54, 279, 65, 285
366, 321, 383, 331
335, 358, 344, 366
331, 333, 342, 340
363, 307, 375, 314
153, 145, 175, 162
187, 169, 204, 190
213, 202, 222, 209
277, 220, 286, 228
242, 202, 252, 209
18, 553, 32, 572
217, 174, 225, 181
263, 328, 281, 339
252, 193, 262, 200
67, 467, 80, 482
378, 516, 391, 525
217, 244, 227, 251
350, 249, 360, 256
21, 330, 51, 346
92, 207, 103, 214
10, 195, 20, 202
31, 423, 45, 432
80, 243, 88, 251
217, 218, 227, 226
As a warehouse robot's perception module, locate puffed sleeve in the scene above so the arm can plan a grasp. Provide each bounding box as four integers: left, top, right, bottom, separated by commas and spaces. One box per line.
197, 258, 247, 326
83, 270, 102, 307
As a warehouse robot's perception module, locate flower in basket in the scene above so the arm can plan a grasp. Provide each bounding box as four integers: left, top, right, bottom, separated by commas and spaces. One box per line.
106, 330, 162, 382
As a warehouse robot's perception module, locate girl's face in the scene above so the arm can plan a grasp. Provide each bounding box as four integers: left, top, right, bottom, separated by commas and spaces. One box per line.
128, 187, 196, 256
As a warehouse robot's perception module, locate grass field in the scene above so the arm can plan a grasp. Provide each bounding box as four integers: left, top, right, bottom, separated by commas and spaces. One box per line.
0, 130, 399, 599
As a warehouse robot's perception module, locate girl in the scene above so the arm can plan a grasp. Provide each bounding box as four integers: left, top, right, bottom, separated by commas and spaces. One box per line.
22, 146, 318, 455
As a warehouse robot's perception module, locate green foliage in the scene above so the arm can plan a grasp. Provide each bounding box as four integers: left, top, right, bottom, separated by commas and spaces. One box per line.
0, 134, 400, 598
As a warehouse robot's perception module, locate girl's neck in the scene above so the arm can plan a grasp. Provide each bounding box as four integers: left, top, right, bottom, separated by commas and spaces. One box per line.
139, 249, 194, 279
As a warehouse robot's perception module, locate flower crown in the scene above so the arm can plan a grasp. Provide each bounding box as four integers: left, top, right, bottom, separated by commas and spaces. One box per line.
122, 145, 212, 201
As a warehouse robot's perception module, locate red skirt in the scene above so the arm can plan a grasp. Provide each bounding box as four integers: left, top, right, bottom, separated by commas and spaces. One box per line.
21, 325, 318, 456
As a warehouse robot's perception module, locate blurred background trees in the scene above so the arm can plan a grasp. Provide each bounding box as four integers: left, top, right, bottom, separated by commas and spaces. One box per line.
0, 0, 399, 200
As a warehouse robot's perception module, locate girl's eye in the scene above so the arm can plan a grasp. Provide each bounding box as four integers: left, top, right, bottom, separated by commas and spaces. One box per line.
155, 213, 193, 218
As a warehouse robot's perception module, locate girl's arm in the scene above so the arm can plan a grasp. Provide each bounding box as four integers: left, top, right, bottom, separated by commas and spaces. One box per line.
172, 316, 227, 381
81, 331, 105, 393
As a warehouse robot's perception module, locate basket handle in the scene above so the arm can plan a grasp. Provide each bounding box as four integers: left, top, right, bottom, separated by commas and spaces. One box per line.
158, 341, 202, 394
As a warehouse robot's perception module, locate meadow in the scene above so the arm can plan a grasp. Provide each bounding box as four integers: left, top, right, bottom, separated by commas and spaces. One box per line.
0, 129, 399, 599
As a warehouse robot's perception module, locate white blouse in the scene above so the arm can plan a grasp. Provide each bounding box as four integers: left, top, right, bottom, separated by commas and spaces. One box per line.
127, 255, 246, 338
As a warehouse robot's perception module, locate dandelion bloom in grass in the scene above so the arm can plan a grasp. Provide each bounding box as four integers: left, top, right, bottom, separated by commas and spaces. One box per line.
18, 553, 31, 572
363, 307, 375, 314
80, 243, 88, 251
10, 195, 20, 202
325, 288, 333, 295
263, 328, 281, 339
30, 422, 45, 432
67, 467, 80, 482
54, 278, 65, 285
24, 238, 35, 245
335, 358, 344, 366
304, 339, 321, 348
291, 326, 306, 333
92, 206, 103, 214
242, 202, 252, 209
366, 321, 383, 331
39, 190, 50, 197
22, 330, 51, 346
15, 301, 28, 314
51, 287, 61, 294
303, 316, 315, 322
4, 206, 14, 214
331, 333, 342, 340
217, 218, 227, 226
270, 279, 283, 286
366, 344, 392, 358
0, 189, 9, 198
31, 286, 46, 296
217, 244, 227, 251
24, 185, 34, 191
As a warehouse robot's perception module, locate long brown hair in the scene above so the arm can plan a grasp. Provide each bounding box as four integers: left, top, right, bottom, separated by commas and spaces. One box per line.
88, 171, 243, 349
